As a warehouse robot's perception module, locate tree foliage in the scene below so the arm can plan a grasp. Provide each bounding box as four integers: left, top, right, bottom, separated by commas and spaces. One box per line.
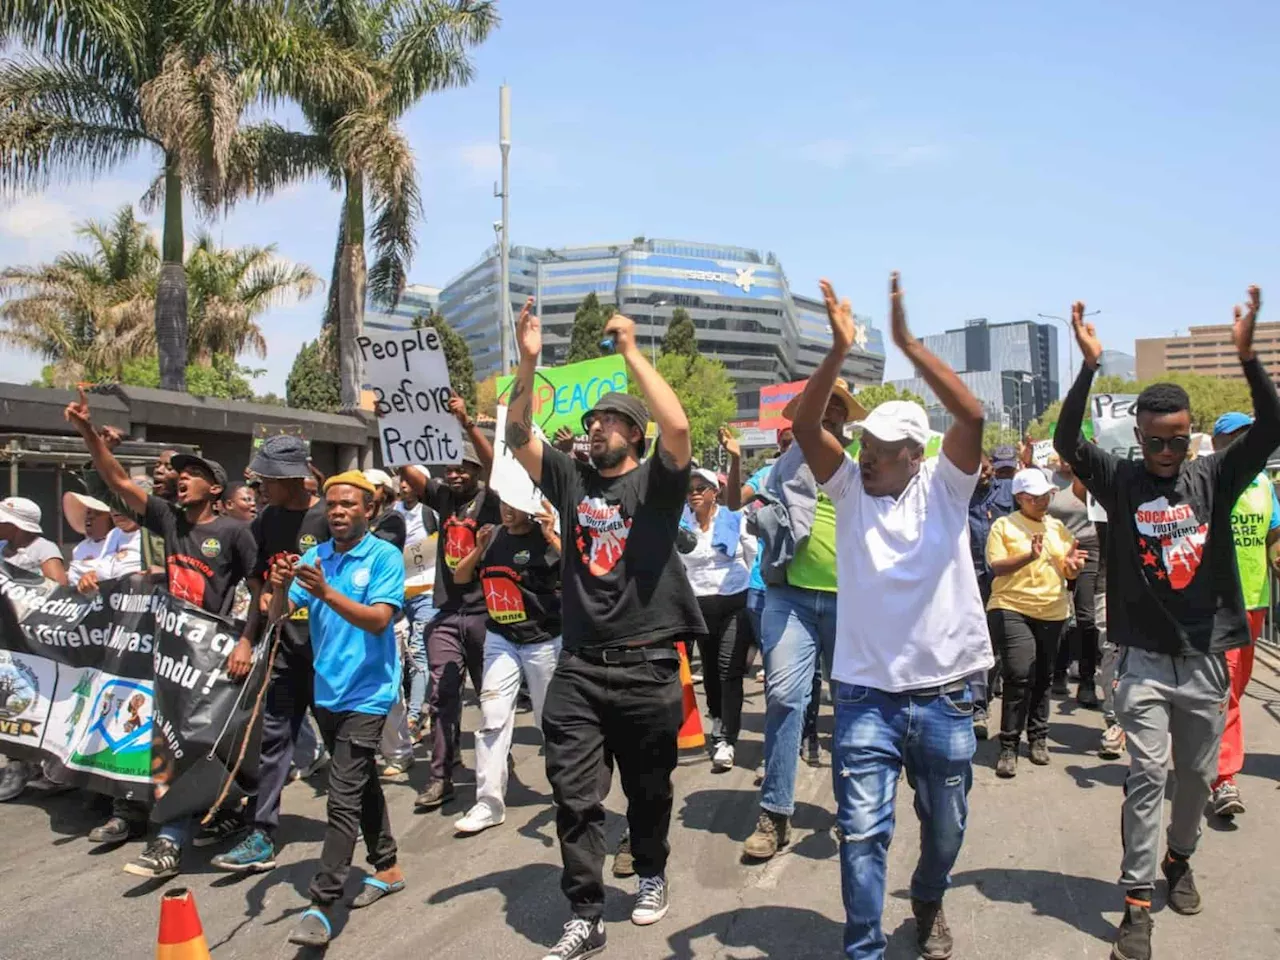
983, 423, 1022, 451
475, 370, 501, 420
109, 353, 259, 400
660, 307, 698, 360
647, 353, 737, 464
413, 310, 476, 414
851, 381, 926, 414
286, 336, 341, 412
564, 292, 615, 364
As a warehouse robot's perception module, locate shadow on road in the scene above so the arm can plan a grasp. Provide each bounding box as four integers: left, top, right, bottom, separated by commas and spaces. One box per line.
949, 867, 1119, 942
664, 905, 851, 959
678, 788, 834, 856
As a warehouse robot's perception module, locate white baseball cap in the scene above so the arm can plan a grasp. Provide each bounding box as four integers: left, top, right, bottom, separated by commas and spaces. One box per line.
691, 467, 720, 489
860, 400, 931, 447
1012, 468, 1055, 498
0, 497, 43, 534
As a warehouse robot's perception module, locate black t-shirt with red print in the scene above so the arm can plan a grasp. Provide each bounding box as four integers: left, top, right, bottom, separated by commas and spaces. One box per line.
425, 479, 502, 614
479, 526, 561, 645
143, 496, 257, 619
1056, 356, 1280, 656
539, 445, 705, 650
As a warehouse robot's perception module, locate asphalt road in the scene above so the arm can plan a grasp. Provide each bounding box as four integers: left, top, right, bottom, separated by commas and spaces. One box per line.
4, 651, 1280, 960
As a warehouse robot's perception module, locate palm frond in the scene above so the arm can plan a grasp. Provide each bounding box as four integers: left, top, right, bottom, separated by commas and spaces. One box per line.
0, 0, 148, 86
0, 111, 152, 192
0, 56, 144, 130
383, 0, 498, 115
222, 121, 337, 205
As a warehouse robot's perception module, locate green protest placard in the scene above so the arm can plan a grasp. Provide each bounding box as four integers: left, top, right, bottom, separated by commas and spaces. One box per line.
497, 355, 629, 437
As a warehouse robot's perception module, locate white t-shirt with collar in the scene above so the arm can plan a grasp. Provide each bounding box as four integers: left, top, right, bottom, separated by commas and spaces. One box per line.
821, 451, 993, 693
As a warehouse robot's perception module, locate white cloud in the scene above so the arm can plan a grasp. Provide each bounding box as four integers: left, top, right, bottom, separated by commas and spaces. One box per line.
0, 178, 154, 263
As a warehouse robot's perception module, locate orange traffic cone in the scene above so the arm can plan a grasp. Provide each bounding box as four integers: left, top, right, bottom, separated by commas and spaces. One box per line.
156, 888, 211, 960
676, 641, 705, 750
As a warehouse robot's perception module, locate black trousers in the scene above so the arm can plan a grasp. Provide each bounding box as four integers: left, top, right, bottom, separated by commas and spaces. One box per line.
252, 643, 314, 834
542, 649, 683, 919
309, 708, 397, 905
698, 592, 751, 744
427, 610, 487, 780
990, 609, 1065, 746
1055, 555, 1100, 684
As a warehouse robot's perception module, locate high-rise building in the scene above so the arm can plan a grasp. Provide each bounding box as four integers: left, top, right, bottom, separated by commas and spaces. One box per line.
890, 318, 1058, 430
365, 284, 440, 333
1098, 349, 1136, 381
1136, 322, 1280, 383
434, 238, 886, 419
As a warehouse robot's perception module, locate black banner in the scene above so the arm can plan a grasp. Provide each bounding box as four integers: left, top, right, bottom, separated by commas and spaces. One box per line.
0, 562, 266, 821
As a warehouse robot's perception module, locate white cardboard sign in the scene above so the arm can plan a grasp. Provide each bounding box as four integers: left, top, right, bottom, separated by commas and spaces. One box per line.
1085, 393, 1140, 521
359, 329, 464, 466
490, 405, 548, 516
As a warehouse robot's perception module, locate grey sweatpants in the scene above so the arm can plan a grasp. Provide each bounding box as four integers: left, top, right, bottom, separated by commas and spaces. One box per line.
1115, 646, 1229, 888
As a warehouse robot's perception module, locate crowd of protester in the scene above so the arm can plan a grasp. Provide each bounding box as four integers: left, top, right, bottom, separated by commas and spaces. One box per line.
0, 281, 1273, 960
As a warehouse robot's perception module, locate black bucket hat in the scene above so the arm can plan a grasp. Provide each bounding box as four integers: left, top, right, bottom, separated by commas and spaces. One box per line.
249, 434, 311, 480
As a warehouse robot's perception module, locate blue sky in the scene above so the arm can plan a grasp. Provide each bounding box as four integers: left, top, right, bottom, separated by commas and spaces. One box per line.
2, 0, 1278, 394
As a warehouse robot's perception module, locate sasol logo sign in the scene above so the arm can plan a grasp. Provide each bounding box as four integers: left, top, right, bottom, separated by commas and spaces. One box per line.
683, 265, 758, 293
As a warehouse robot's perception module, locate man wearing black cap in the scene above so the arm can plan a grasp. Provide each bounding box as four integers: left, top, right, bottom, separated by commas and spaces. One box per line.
212, 434, 329, 873
504, 299, 704, 960
398, 392, 499, 810
64, 388, 259, 879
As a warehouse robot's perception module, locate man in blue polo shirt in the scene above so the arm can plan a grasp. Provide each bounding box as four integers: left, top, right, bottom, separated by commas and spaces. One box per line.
266, 470, 406, 949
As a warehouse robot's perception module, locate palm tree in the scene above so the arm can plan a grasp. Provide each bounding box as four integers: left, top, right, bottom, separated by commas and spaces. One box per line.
185, 232, 321, 365
0, 205, 157, 385
0, 0, 369, 391
227, 0, 499, 409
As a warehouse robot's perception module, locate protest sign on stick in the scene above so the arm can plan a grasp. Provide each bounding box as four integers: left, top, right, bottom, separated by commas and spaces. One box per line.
359, 329, 464, 466
496, 355, 628, 438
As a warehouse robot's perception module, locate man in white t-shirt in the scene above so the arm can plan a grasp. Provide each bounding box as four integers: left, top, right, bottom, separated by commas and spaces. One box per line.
789, 275, 991, 960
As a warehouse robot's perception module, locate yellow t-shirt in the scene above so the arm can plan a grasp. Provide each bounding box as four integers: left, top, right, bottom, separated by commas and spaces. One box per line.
986, 512, 1074, 621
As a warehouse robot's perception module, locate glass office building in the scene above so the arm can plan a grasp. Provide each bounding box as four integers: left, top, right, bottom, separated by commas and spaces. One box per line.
365, 284, 441, 333
435, 238, 886, 419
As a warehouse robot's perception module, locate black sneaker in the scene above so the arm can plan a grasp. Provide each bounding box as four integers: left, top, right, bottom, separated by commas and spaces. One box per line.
415, 778, 454, 810
1051, 673, 1070, 696
123, 837, 182, 879
1111, 902, 1153, 960
193, 807, 247, 848
540, 917, 606, 960
996, 744, 1017, 778
973, 706, 989, 741
1161, 855, 1201, 915
803, 735, 821, 768
612, 832, 635, 878
1077, 683, 1100, 708
911, 897, 953, 960
88, 816, 145, 846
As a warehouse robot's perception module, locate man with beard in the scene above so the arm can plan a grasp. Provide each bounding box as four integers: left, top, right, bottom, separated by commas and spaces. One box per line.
504, 298, 704, 960
265, 472, 406, 949
64, 389, 258, 879
211, 435, 329, 873
399, 393, 498, 810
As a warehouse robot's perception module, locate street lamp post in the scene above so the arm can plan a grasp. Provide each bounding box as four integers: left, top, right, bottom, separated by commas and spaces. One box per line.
1038, 308, 1101, 380
648, 297, 670, 365
1002, 372, 1034, 436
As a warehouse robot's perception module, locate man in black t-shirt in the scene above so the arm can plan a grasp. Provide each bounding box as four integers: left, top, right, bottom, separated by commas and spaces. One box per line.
1055, 290, 1280, 960
504, 300, 704, 960
400, 393, 500, 809
211, 435, 329, 874
66, 389, 260, 880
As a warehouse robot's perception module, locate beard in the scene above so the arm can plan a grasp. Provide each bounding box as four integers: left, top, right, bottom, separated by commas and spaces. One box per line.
590, 444, 630, 470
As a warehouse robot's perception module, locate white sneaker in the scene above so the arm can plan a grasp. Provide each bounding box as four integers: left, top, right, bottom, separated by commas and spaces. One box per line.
455, 802, 505, 835
711, 740, 735, 772
631, 874, 669, 926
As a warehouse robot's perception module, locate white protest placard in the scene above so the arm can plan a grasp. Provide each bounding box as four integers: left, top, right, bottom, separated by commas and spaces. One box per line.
1085, 393, 1140, 521
359, 328, 464, 466
490, 405, 548, 516
1032, 439, 1055, 467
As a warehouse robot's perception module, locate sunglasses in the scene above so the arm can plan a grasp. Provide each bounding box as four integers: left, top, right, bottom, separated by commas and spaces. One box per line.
1139, 433, 1191, 455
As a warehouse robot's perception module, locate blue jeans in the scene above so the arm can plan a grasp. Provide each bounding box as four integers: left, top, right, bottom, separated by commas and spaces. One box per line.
832, 682, 977, 959
745, 587, 767, 647
405, 593, 435, 724
759, 583, 836, 816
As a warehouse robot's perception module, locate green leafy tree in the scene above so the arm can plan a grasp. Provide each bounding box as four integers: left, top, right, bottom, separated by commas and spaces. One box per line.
118, 353, 258, 399
564, 292, 614, 364
413, 310, 476, 413
0, 0, 360, 391
287, 337, 341, 412
982, 423, 1022, 452
228, 0, 498, 409
851, 382, 926, 413
647, 353, 737, 464
660, 307, 698, 360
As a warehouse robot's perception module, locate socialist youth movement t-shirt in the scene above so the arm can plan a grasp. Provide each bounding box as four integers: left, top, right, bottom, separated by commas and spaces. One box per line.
253, 501, 330, 650
425, 479, 503, 613
821, 452, 993, 693
539, 445, 705, 650
143, 496, 257, 617
288, 533, 405, 714
479, 526, 561, 645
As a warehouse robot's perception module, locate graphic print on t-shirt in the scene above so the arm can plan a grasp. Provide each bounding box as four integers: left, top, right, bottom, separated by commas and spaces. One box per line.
167, 555, 214, 606
575, 495, 632, 577
482, 570, 528, 624
1134, 495, 1208, 590
443, 518, 477, 571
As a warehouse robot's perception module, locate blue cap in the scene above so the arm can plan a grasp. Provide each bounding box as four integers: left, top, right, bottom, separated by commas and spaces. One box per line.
1213, 412, 1253, 437
990, 444, 1018, 469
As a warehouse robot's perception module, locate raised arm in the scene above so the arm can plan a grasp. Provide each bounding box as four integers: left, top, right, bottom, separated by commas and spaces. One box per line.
604, 314, 692, 469
1053, 301, 1118, 495
448, 391, 494, 479
791, 279, 855, 484
890, 273, 983, 474
63, 388, 148, 516
1218, 287, 1280, 493
505, 297, 547, 484
719, 427, 743, 510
